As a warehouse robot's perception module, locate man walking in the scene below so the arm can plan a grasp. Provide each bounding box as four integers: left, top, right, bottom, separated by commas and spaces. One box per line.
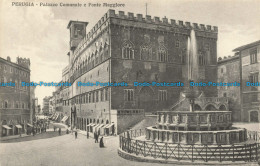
58, 128, 61, 136
94, 132, 97, 143
75, 130, 78, 139
86, 131, 89, 139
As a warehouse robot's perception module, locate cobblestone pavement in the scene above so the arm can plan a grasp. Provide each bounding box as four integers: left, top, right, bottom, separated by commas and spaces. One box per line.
0, 123, 259, 166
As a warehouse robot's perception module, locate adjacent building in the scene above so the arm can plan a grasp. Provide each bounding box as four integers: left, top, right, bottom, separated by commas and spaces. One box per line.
0, 56, 31, 137
217, 54, 241, 121
233, 40, 260, 122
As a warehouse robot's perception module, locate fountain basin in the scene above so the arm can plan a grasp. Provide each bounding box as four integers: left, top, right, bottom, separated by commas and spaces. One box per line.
145, 126, 247, 145
157, 111, 232, 131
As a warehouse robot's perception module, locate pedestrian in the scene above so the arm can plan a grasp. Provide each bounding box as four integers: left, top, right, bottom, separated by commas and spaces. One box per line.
58, 128, 61, 136
94, 132, 97, 143
87, 131, 89, 139
99, 137, 104, 148
66, 129, 69, 134
54, 126, 56, 132
75, 130, 78, 139
96, 132, 99, 143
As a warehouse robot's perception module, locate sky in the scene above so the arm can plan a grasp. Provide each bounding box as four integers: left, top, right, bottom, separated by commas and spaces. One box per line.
0, 0, 259, 106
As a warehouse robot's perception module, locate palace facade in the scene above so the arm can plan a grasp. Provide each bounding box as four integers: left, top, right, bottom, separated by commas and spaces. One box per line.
60, 10, 218, 134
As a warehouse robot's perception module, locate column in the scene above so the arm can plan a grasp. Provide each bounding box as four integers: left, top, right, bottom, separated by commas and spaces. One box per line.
213, 133, 217, 144
226, 132, 230, 144
236, 132, 240, 142
198, 133, 202, 144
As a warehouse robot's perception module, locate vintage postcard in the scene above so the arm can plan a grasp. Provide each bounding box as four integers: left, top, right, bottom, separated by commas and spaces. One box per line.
0, 0, 259, 165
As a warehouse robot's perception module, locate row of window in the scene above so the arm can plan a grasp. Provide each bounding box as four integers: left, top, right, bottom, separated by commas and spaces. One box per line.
122, 41, 208, 65
0, 101, 29, 109
72, 43, 109, 75
69, 88, 110, 105
0, 64, 29, 78
0, 77, 29, 91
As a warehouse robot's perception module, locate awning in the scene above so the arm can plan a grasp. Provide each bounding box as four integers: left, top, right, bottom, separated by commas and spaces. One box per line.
54, 114, 60, 121
2, 125, 12, 129
96, 124, 104, 131
90, 123, 96, 127
27, 123, 33, 127
52, 123, 68, 129
105, 123, 114, 129
61, 116, 68, 122
15, 125, 23, 128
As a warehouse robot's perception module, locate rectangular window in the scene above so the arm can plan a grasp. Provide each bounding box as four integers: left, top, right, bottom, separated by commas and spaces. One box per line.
175, 40, 180, 48
249, 73, 258, 83
158, 90, 167, 101
250, 50, 257, 64
124, 89, 134, 101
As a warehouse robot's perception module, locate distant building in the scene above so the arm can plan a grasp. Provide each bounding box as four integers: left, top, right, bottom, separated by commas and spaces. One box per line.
0, 56, 31, 137
42, 96, 51, 115
217, 54, 241, 121
30, 86, 37, 122
233, 40, 260, 122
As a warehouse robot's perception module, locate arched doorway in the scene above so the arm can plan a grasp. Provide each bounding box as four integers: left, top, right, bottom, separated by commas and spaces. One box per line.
138, 87, 154, 113
194, 104, 202, 111
219, 105, 227, 111
205, 104, 217, 111
249, 111, 259, 122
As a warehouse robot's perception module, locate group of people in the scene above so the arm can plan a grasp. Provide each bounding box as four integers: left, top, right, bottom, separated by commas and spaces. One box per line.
68, 128, 104, 148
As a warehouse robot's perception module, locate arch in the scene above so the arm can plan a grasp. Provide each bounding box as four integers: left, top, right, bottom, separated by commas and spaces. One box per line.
194, 104, 202, 111
106, 120, 109, 124
249, 111, 259, 122
219, 105, 227, 111
138, 86, 155, 112
122, 40, 134, 59
205, 104, 217, 111
140, 44, 152, 60
101, 119, 104, 124
97, 119, 99, 124
4, 100, 8, 108
158, 45, 168, 62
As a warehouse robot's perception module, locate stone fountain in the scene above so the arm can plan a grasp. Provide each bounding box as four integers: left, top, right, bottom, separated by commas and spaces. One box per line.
118, 29, 259, 164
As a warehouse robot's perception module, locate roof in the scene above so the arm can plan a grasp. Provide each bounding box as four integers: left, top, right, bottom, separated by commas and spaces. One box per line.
67, 20, 88, 29
233, 40, 260, 52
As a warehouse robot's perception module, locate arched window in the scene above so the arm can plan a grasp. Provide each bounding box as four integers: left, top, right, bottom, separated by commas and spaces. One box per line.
199, 52, 206, 66
158, 46, 168, 62
15, 102, 19, 108
4, 101, 8, 108
140, 45, 152, 61
122, 41, 134, 59
22, 103, 25, 109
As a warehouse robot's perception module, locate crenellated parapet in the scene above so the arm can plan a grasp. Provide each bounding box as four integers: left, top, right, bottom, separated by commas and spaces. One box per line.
72, 10, 218, 63
107, 9, 218, 33
16, 57, 30, 69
